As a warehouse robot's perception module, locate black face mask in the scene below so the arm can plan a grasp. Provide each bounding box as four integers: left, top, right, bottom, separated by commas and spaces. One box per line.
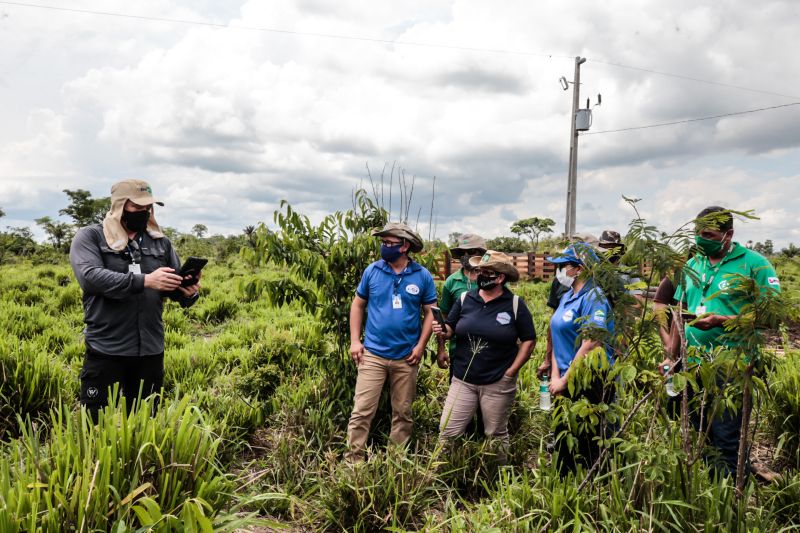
459, 254, 473, 270
122, 210, 150, 233
477, 273, 500, 290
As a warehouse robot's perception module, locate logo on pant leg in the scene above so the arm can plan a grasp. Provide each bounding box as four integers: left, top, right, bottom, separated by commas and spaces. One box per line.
86, 387, 100, 398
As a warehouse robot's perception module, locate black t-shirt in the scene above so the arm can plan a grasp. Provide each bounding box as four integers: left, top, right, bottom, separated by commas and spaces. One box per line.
547, 279, 569, 310
446, 288, 537, 385
654, 276, 677, 305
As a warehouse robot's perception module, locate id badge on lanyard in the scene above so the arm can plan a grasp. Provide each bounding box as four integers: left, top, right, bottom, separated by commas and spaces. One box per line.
696, 261, 719, 316
127, 237, 142, 274
392, 274, 404, 309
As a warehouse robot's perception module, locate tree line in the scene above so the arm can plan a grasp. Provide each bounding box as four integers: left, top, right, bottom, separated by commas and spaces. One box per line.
0, 189, 252, 264
2, 192, 799, 262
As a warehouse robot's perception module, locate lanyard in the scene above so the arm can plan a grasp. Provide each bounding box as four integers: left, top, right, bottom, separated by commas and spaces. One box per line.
126, 234, 143, 264
699, 257, 723, 303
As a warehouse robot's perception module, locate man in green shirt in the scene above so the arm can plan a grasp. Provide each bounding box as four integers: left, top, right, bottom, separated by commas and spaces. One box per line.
437, 233, 487, 368
663, 206, 780, 478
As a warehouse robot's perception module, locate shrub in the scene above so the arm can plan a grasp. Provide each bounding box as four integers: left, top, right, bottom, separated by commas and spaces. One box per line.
770, 350, 800, 468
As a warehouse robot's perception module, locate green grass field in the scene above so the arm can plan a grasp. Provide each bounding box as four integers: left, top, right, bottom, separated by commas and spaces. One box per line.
1, 257, 799, 531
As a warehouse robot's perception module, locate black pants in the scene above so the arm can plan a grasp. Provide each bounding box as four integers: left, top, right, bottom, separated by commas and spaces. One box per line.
666, 382, 750, 479
554, 376, 614, 477
79, 348, 164, 421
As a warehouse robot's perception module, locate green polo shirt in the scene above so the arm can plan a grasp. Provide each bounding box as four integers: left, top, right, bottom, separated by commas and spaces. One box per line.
674, 242, 780, 357
441, 268, 477, 352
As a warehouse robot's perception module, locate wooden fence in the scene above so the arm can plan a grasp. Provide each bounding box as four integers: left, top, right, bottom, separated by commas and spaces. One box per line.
435, 252, 653, 281
436, 252, 556, 281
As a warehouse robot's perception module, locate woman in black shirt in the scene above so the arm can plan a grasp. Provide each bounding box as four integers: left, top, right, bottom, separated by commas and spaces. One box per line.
433, 251, 536, 459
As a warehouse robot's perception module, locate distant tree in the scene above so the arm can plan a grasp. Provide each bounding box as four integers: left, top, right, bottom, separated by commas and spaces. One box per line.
752, 239, 775, 256
510, 216, 555, 251
485, 236, 527, 253
0, 206, 5, 219
192, 224, 208, 238
780, 243, 800, 258
35, 216, 74, 252
448, 232, 463, 247
59, 189, 110, 227
243, 225, 257, 246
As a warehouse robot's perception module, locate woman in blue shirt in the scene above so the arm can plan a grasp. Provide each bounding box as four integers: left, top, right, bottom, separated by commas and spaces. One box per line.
546, 243, 615, 476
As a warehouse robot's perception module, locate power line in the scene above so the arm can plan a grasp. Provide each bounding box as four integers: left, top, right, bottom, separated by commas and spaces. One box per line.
0, 1, 573, 60
582, 102, 800, 135
591, 59, 800, 101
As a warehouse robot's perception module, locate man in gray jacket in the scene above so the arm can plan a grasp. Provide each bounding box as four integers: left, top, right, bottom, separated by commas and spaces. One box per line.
69, 179, 200, 420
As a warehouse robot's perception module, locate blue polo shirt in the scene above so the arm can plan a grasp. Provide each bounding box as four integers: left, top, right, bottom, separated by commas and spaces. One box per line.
356, 259, 438, 359
550, 281, 614, 374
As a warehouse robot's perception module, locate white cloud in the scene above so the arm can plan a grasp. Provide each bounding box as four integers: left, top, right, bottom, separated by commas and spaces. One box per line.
0, 0, 798, 250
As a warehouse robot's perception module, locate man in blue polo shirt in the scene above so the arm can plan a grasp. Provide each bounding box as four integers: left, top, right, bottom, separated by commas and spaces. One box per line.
346, 222, 438, 460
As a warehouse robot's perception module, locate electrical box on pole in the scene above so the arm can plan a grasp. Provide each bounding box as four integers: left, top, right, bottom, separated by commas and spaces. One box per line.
575, 109, 592, 131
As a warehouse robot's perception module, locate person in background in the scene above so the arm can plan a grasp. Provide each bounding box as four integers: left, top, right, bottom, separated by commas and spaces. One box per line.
661, 206, 780, 479
653, 275, 679, 356
434, 251, 536, 463
597, 230, 644, 307
546, 243, 615, 475
69, 179, 200, 421
437, 233, 487, 368
346, 222, 437, 461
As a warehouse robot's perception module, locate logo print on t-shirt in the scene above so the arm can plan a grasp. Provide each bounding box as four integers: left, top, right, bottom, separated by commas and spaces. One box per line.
768, 277, 780, 287
562, 309, 574, 322
405, 284, 420, 295
593, 309, 606, 325
86, 387, 99, 399
496, 312, 511, 325
718, 280, 729, 291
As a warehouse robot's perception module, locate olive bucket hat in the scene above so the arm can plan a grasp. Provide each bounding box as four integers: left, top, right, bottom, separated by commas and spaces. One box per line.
468, 250, 520, 282
371, 222, 425, 253
449, 233, 487, 256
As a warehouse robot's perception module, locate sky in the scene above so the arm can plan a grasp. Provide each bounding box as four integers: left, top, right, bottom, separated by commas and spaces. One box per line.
1, 0, 799, 248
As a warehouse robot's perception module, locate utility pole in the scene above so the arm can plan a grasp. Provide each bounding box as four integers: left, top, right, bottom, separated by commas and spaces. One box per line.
564, 56, 586, 239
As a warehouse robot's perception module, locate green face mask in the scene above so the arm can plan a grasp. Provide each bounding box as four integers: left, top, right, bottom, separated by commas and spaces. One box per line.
695, 235, 726, 256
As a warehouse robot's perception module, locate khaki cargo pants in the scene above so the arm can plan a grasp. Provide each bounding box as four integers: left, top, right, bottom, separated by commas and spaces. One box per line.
346, 350, 419, 460
439, 374, 518, 461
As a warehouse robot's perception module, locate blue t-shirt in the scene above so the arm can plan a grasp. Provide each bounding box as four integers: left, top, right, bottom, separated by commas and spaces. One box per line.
550, 281, 614, 374
356, 259, 438, 359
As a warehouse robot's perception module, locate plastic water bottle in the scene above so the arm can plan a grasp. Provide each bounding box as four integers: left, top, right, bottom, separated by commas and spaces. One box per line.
539, 379, 552, 411
664, 365, 678, 397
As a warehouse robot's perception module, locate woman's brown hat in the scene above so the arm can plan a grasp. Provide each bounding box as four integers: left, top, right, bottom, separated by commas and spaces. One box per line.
468, 250, 520, 282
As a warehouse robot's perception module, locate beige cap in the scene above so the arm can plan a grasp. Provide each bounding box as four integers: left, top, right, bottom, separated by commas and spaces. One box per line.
468, 250, 520, 282
371, 222, 424, 253
110, 179, 164, 206
450, 233, 487, 255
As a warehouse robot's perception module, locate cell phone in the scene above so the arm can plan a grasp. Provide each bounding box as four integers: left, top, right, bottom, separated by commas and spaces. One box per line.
680, 311, 697, 321
177, 256, 208, 287
431, 306, 446, 325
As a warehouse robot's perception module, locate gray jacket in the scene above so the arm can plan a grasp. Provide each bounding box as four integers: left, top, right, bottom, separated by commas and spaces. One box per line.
69, 224, 198, 356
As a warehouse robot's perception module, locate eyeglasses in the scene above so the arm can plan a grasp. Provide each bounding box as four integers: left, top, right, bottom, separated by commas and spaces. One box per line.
381, 240, 403, 247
